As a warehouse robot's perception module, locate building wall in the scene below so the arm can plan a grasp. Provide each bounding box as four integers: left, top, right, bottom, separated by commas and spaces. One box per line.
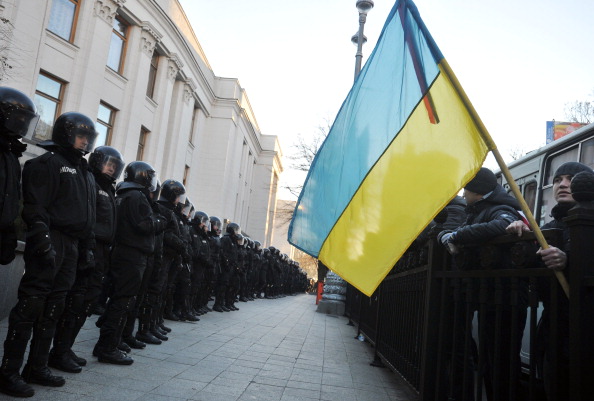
0, 0, 283, 245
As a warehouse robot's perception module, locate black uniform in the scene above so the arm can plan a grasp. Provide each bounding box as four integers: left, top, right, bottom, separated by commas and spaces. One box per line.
0, 135, 25, 265
50, 169, 115, 372
220, 233, 241, 310
95, 185, 163, 362
2, 148, 95, 385
190, 222, 210, 313
156, 200, 186, 321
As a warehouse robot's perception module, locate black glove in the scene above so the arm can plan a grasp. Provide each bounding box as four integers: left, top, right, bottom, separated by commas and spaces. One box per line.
78, 249, 95, 272
26, 224, 53, 256
0, 229, 18, 265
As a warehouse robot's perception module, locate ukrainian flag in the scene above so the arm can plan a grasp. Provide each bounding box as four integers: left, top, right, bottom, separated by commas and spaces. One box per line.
288, 0, 492, 296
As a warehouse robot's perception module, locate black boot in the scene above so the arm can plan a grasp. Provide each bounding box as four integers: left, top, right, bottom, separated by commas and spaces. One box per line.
135, 306, 161, 345
47, 351, 81, 373
68, 350, 86, 367
0, 371, 34, 398
21, 365, 65, 387
118, 341, 131, 353
95, 347, 133, 365
212, 304, 225, 312
122, 336, 146, 349
159, 321, 172, 333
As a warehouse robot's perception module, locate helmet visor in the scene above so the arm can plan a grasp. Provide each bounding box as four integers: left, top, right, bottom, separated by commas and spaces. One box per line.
2, 106, 40, 138
148, 173, 158, 192
176, 193, 187, 206
70, 128, 99, 153
99, 154, 125, 180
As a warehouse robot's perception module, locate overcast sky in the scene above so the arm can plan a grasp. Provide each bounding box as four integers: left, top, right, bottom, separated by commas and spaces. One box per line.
178, 0, 594, 198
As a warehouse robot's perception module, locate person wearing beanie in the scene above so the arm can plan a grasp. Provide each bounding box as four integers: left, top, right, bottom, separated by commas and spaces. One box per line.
505, 160, 593, 399
438, 166, 526, 401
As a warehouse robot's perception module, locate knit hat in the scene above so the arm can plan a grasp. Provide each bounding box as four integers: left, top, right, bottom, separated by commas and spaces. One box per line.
464, 167, 497, 195
553, 162, 593, 180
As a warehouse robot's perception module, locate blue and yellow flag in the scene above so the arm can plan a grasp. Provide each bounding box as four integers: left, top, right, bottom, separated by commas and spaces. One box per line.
288, 0, 492, 296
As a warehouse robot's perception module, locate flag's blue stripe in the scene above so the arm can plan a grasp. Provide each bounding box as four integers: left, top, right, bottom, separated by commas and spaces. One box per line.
288, 0, 442, 257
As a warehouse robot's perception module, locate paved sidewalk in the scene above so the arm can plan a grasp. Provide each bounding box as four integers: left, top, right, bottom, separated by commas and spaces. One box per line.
0, 294, 415, 400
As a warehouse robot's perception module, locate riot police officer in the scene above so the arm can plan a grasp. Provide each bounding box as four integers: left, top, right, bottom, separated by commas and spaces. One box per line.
94, 161, 165, 365
173, 198, 198, 321
220, 223, 242, 311
155, 180, 187, 323
49, 146, 123, 373
0, 87, 38, 267
0, 112, 97, 397
209, 216, 228, 312
189, 211, 211, 315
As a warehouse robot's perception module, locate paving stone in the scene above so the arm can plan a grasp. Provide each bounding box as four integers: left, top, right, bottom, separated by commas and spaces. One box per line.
0, 294, 416, 401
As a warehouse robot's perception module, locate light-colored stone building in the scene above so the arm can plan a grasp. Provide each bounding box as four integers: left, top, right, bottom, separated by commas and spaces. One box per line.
0, 0, 282, 244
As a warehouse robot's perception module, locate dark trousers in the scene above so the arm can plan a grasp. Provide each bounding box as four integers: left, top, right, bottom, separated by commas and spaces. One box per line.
97, 246, 148, 349
53, 241, 111, 356
1, 231, 78, 373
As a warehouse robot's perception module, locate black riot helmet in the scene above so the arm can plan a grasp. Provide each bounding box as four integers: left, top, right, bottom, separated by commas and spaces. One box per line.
268, 246, 276, 254
209, 216, 222, 236
150, 179, 161, 200
236, 233, 245, 246
41, 112, 98, 154
89, 146, 125, 182
120, 161, 158, 191
0, 87, 39, 138
193, 211, 210, 229
159, 179, 186, 205
253, 240, 262, 251
226, 222, 241, 236
181, 198, 194, 219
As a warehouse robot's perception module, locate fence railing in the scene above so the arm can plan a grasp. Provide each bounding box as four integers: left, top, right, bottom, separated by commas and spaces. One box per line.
344, 202, 594, 401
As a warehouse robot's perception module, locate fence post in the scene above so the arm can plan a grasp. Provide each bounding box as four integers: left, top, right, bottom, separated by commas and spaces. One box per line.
419, 239, 448, 401
565, 194, 594, 400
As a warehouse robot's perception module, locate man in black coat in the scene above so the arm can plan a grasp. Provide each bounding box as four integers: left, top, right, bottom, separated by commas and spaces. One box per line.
0, 112, 97, 398
49, 146, 124, 373
0, 87, 38, 267
506, 161, 594, 399
439, 167, 525, 401
93, 161, 165, 365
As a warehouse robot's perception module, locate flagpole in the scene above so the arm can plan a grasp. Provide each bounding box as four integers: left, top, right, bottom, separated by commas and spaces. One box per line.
440, 59, 570, 299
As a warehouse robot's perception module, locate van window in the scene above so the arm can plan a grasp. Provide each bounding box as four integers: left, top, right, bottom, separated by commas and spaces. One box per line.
544, 146, 579, 186
524, 181, 537, 216
579, 138, 594, 170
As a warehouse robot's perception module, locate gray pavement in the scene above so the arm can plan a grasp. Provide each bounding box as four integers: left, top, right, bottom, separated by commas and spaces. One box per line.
0, 294, 416, 401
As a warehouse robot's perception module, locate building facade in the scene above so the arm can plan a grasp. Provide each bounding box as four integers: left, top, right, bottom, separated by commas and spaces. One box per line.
0, 0, 283, 243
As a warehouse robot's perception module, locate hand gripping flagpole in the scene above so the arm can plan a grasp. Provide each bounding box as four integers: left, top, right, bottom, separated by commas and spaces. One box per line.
440, 59, 570, 299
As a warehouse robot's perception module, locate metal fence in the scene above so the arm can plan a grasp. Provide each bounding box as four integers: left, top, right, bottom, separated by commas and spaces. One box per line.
344, 204, 594, 401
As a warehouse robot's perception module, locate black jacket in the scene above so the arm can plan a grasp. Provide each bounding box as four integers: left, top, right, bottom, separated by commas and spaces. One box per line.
114, 188, 163, 253
156, 200, 185, 257
0, 136, 24, 230
190, 224, 210, 267
22, 149, 95, 241
453, 185, 521, 246
220, 233, 239, 271
93, 174, 116, 244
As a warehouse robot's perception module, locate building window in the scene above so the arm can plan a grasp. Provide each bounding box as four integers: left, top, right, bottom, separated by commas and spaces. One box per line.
146, 51, 159, 98
106, 16, 128, 74
137, 127, 149, 160
47, 0, 80, 42
183, 165, 190, 186
33, 72, 65, 141
96, 102, 116, 147
188, 106, 198, 144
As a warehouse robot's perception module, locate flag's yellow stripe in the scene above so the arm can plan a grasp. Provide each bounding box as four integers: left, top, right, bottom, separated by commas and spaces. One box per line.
319, 66, 488, 296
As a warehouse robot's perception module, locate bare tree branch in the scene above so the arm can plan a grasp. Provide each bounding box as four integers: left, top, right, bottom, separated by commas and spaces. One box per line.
282, 117, 331, 197
564, 90, 594, 124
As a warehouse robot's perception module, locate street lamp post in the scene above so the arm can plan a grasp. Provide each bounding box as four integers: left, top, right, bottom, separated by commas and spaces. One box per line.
353, 0, 374, 81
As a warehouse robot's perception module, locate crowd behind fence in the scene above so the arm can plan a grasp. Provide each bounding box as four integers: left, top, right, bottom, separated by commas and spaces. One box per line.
345, 202, 594, 401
